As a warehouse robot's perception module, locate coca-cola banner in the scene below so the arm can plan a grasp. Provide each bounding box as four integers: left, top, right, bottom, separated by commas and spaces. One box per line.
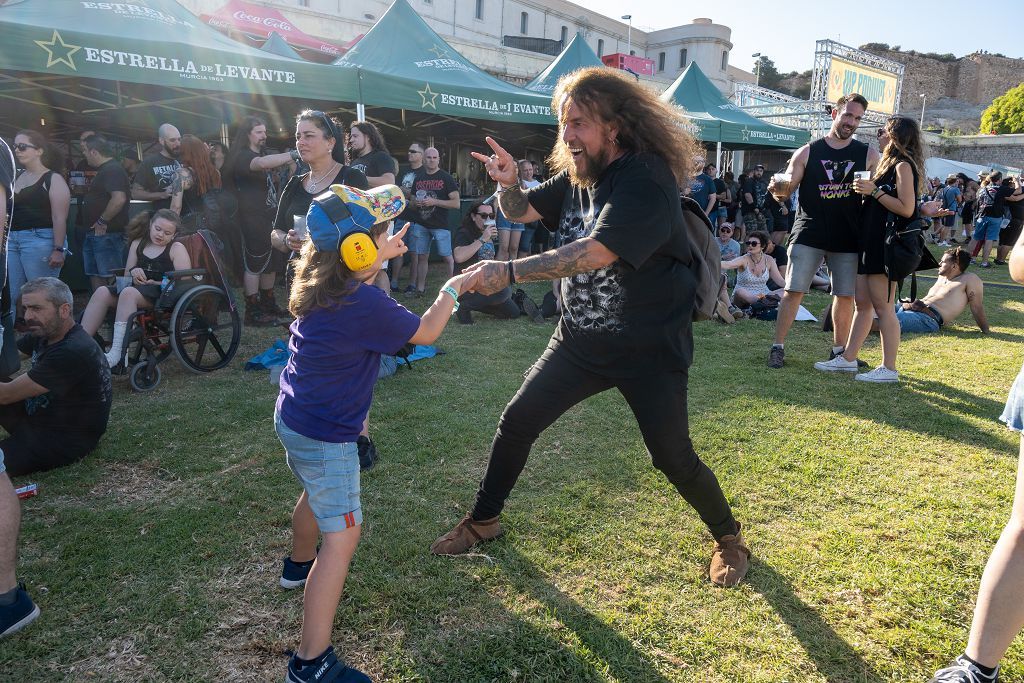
201, 0, 345, 56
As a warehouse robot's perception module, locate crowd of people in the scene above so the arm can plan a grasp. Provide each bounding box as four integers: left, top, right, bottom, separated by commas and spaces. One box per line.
0, 67, 1023, 682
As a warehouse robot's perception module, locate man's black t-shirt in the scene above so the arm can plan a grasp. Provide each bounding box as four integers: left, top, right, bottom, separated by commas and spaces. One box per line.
230, 149, 276, 220
83, 159, 130, 232
526, 152, 697, 377
983, 184, 1015, 218
350, 150, 397, 184
453, 226, 496, 275
713, 177, 727, 201
407, 168, 459, 229
741, 175, 767, 212
790, 138, 869, 253
765, 243, 788, 268
134, 153, 181, 212
17, 324, 112, 441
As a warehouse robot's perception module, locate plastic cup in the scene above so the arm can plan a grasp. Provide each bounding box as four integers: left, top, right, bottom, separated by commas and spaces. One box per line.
854, 171, 871, 181
293, 214, 307, 240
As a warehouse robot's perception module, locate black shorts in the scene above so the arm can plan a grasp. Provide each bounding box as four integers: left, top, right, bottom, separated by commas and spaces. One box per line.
0, 403, 99, 477
1000, 219, 1023, 247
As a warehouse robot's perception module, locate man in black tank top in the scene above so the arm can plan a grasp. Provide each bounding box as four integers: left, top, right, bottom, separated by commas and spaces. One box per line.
764, 93, 880, 369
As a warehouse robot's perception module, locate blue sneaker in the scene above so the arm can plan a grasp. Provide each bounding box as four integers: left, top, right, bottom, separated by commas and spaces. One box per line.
0, 584, 40, 638
285, 646, 370, 682
280, 556, 314, 590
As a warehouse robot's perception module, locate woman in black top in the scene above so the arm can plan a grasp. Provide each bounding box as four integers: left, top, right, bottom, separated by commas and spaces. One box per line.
271, 110, 368, 266
9, 129, 70, 312
824, 116, 924, 383
451, 200, 519, 324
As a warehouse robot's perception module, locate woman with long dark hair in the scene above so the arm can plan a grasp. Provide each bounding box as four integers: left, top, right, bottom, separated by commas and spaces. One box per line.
451, 200, 522, 323
815, 115, 925, 383
9, 130, 69, 311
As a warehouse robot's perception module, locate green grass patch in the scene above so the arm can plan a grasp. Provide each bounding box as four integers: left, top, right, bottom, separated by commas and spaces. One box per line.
2, 269, 1023, 682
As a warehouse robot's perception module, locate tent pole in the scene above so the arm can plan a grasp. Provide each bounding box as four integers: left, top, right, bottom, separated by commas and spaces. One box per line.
716, 142, 722, 173
220, 123, 229, 148
357, 103, 365, 121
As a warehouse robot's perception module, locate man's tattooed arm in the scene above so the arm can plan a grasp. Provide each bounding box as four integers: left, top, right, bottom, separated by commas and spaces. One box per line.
498, 185, 531, 221
515, 238, 617, 282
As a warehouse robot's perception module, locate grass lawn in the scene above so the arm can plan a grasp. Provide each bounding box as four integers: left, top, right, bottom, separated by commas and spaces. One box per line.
2, 255, 1024, 682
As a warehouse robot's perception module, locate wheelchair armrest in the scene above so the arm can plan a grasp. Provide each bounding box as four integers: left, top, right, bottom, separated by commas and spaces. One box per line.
166, 268, 207, 279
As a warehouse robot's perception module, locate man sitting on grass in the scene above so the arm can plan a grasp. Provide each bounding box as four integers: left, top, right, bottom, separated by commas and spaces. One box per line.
1, 277, 111, 476
894, 247, 988, 335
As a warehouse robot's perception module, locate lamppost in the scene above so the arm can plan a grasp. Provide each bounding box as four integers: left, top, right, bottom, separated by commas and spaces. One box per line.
621, 15, 632, 55
919, 93, 927, 128
752, 52, 761, 87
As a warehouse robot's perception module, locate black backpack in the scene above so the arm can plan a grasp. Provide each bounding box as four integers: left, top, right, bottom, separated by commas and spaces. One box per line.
679, 196, 723, 322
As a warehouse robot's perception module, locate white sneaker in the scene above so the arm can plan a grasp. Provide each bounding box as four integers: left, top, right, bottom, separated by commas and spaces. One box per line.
855, 366, 899, 383
813, 356, 859, 373
938, 241, 951, 247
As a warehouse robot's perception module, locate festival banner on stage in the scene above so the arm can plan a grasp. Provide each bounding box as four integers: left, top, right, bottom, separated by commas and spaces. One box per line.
826, 57, 899, 115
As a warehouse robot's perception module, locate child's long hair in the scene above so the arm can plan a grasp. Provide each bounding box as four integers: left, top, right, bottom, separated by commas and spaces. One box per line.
289, 221, 391, 318
126, 208, 181, 243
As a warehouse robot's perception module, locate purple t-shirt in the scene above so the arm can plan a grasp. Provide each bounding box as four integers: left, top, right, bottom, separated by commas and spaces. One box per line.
276, 284, 420, 443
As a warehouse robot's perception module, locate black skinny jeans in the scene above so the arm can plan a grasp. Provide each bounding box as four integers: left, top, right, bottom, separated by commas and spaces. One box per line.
471, 345, 738, 540
459, 287, 520, 319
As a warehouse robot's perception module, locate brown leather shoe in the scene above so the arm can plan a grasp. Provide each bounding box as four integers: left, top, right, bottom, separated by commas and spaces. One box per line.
709, 522, 750, 587
430, 514, 503, 555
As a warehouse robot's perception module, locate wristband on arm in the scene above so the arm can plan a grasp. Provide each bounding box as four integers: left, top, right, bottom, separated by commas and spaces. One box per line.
441, 285, 460, 313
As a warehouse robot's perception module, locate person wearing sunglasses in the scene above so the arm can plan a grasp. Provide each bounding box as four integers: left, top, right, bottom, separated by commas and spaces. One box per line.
451, 201, 524, 324
9, 130, 69, 313
721, 231, 785, 308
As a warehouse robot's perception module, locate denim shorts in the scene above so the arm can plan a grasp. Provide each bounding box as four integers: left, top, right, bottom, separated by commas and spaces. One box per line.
407, 223, 452, 256
0, 447, 5, 475
973, 216, 1002, 242
83, 233, 127, 277
1000, 360, 1024, 432
896, 308, 940, 334
785, 244, 857, 296
275, 411, 362, 532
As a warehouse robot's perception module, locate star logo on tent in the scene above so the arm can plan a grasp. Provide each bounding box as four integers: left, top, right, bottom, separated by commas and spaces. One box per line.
428, 44, 449, 59
418, 83, 439, 109
740, 126, 751, 142
35, 30, 81, 71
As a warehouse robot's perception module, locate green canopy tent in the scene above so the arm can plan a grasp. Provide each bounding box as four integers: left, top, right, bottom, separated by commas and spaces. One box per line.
333, 0, 553, 126
260, 32, 304, 61
0, 0, 361, 139
524, 32, 604, 95
660, 63, 809, 150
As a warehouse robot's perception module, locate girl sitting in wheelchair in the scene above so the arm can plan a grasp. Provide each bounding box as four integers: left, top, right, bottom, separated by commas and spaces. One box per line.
81, 208, 191, 368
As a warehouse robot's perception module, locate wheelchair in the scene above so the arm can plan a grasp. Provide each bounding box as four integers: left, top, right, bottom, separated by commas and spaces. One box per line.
119, 230, 242, 392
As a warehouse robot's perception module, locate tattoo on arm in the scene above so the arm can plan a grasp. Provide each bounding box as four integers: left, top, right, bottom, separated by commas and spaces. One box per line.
515, 239, 610, 282
499, 185, 530, 222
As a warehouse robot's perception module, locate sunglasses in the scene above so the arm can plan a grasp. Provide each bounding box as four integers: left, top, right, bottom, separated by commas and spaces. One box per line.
408, 149, 422, 154
308, 110, 336, 139
719, 227, 733, 232
876, 128, 886, 138
475, 211, 494, 218
746, 240, 761, 247
13, 143, 39, 152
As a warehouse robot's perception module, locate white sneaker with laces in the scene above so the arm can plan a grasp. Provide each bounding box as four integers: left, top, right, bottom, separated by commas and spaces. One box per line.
813, 356, 859, 373
929, 654, 999, 682
855, 365, 899, 383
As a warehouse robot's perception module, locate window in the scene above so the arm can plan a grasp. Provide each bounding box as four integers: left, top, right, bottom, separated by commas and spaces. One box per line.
629, 50, 635, 56
475, 0, 483, 19
658, 52, 665, 72
520, 11, 528, 34
679, 48, 687, 68
560, 26, 568, 46
722, 50, 728, 70
597, 39, 604, 57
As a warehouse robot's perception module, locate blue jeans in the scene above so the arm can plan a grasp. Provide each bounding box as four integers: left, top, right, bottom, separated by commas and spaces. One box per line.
8, 229, 63, 309
83, 233, 127, 277
896, 308, 940, 334
275, 411, 362, 533
407, 223, 452, 256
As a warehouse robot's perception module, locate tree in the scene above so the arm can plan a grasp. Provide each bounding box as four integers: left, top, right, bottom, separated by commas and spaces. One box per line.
753, 55, 784, 91
981, 83, 1024, 134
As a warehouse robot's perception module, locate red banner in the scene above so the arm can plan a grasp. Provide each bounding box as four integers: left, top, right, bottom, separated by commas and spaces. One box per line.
201, 0, 351, 57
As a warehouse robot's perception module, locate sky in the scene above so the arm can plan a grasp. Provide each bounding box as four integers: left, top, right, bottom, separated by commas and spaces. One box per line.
576, 1, 1021, 75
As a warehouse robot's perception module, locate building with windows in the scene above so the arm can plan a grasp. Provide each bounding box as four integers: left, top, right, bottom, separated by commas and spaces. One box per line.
177, 0, 752, 94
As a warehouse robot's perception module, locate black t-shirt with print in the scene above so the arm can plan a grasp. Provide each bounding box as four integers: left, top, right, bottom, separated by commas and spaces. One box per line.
453, 226, 496, 275
18, 324, 112, 441
406, 168, 459, 229
135, 153, 181, 212
230, 149, 277, 220
526, 152, 697, 377
82, 159, 130, 232
791, 138, 869, 253
349, 150, 397, 185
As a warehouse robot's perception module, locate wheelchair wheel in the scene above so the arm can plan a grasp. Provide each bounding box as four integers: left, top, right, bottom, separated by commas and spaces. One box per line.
128, 362, 162, 392
169, 284, 241, 373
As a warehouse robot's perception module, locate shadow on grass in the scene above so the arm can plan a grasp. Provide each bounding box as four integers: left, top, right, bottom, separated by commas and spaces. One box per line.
749, 561, 885, 683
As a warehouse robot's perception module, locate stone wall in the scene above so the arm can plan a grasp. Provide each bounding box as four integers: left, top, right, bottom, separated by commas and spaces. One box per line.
927, 134, 1024, 169
864, 49, 1024, 111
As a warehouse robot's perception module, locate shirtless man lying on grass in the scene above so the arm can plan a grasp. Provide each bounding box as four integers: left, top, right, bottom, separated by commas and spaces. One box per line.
890, 246, 989, 335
